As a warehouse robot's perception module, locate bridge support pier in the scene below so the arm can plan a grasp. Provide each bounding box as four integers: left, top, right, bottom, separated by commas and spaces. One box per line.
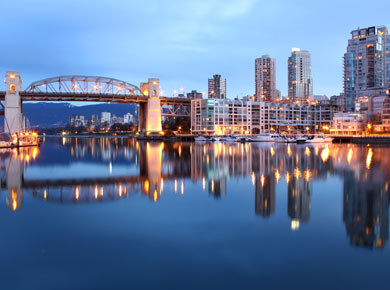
138, 78, 162, 133
4, 72, 23, 135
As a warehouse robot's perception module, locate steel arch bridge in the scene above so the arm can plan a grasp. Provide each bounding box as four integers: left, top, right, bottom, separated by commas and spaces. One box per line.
0, 73, 191, 133
25, 75, 144, 96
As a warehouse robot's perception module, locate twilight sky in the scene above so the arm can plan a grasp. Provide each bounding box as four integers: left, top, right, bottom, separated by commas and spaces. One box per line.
1, 0, 389, 99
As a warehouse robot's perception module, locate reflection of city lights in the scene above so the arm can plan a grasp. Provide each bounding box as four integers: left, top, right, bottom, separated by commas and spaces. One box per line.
174, 179, 177, 193
261, 174, 265, 187
119, 184, 123, 197
270, 147, 275, 156
304, 169, 311, 182
181, 180, 184, 195
294, 168, 301, 179
32, 148, 38, 160
95, 186, 98, 199
11, 189, 18, 211
347, 148, 353, 164
366, 148, 373, 169
275, 170, 281, 183
44, 189, 47, 200
251, 172, 255, 185
287, 144, 292, 157
321, 145, 330, 162
109, 162, 112, 174
160, 178, 164, 194
285, 172, 290, 184
153, 190, 158, 202
291, 219, 300, 231
75, 187, 80, 200
305, 147, 310, 157
178, 146, 182, 157
202, 177, 206, 191
211, 179, 214, 193
144, 180, 149, 192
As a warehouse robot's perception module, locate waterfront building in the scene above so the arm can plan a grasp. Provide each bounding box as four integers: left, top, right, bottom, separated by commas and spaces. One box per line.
187, 90, 203, 99
330, 113, 364, 135
70, 115, 85, 127
208, 74, 226, 99
91, 114, 99, 126
191, 98, 336, 135
255, 55, 277, 102
288, 48, 313, 105
344, 26, 388, 112
123, 113, 134, 124
101, 112, 111, 124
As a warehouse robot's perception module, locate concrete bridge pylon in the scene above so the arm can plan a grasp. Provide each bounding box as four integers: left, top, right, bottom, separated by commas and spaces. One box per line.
4, 71, 23, 135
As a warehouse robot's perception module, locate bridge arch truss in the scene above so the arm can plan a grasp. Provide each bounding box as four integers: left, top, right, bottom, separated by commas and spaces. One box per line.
24, 75, 144, 96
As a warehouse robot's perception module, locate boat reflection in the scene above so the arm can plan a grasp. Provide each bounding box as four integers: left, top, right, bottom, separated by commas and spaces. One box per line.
1, 138, 389, 250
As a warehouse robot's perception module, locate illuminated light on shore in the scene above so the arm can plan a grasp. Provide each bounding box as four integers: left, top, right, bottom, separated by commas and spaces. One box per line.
291, 219, 300, 231
347, 148, 353, 164
366, 148, 373, 169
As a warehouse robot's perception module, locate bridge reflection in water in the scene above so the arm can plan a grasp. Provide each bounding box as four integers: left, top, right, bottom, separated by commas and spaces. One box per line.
1, 138, 389, 250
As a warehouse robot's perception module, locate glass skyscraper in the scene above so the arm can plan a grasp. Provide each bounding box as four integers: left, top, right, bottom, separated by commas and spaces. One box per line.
343, 26, 388, 112
288, 48, 313, 105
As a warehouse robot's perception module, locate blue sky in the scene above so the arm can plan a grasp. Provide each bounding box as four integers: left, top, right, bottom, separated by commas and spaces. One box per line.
1, 0, 389, 99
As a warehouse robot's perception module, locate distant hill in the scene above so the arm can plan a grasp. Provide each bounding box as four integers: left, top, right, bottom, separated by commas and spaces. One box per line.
19, 102, 136, 128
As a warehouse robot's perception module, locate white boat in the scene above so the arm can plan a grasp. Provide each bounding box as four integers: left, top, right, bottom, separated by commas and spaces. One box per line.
275, 135, 296, 143
295, 136, 307, 144
195, 135, 209, 142
211, 136, 220, 142
306, 135, 333, 143
250, 133, 280, 142
220, 136, 236, 142
236, 136, 250, 142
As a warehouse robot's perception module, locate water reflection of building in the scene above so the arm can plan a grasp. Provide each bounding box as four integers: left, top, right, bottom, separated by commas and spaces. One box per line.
255, 174, 275, 217
208, 178, 226, 198
288, 175, 312, 230
343, 171, 389, 249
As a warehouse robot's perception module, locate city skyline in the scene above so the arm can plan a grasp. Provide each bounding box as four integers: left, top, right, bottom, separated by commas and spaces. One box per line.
0, 0, 389, 101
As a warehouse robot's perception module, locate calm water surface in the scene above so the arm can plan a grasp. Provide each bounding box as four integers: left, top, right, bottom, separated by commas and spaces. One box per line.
1, 137, 389, 290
